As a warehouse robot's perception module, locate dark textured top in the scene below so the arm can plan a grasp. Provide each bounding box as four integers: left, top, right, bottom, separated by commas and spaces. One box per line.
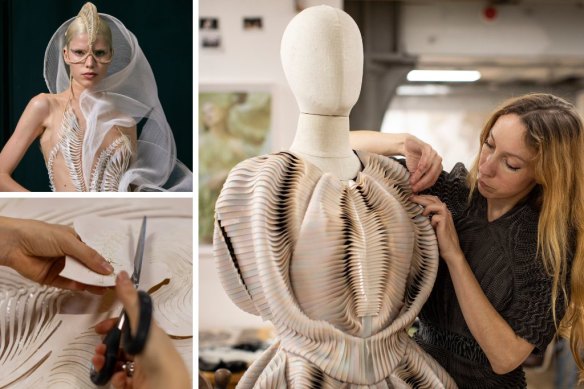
415, 163, 567, 389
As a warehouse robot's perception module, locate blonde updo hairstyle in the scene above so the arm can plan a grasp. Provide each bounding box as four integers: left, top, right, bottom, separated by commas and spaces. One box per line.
64, 2, 112, 50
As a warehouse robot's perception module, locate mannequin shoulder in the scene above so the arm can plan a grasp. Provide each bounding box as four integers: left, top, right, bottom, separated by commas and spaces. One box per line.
218, 152, 303, 206
355, 149, 409, 174
222, 152, 304, 189
354, 150, 412, 188
229, 151, 301, 174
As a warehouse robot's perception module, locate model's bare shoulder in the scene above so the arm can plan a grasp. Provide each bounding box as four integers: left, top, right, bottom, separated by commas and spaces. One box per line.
31, 93, 72, 131
25, 94, 57, 130
27, 93, 52, 114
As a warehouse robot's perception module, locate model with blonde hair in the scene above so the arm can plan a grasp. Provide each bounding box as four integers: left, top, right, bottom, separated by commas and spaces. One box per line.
350, 92, 584, 388
0, 2, 191, 191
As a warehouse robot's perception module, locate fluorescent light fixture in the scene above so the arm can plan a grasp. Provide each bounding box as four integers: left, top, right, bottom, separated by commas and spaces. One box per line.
407, 70, 481, 82
396, 84, 451, 96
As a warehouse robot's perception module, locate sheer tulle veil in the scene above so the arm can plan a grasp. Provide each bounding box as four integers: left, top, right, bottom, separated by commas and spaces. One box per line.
44, 12, 192, 191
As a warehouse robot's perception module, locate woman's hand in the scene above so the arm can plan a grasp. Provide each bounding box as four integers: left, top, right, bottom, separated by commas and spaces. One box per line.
403, 135, 443, 193
92, 271, 191, 389
409, 194, 537, 373
410, 194, 464, 264
0, 216, 113, 292
349, 131, 442, 192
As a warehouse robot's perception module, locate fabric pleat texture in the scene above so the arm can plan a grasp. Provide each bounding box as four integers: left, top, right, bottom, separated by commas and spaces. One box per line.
214, 150, 457, 388
0, 271, 64, 387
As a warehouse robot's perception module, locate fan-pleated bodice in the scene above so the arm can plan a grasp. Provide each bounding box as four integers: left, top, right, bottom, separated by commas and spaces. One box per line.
45, 102, 132, 192
290, 170, 419, 338
214, 150, 456, 388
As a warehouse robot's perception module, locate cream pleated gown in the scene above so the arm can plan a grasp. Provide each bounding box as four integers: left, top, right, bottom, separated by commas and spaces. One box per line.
214, 150, 457, 388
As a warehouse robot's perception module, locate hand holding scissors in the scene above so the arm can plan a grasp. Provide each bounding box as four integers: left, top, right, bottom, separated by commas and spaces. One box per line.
90, 217, 152, 385
90, 216, 191, 389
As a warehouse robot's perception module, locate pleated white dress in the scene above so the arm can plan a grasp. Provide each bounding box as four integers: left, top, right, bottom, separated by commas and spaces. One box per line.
214, 150, 457, 388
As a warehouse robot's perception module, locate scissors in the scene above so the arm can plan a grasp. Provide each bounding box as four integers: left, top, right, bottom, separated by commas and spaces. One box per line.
90, 216, 153, 385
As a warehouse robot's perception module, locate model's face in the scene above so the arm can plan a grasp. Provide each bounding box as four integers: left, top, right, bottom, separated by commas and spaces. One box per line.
64, 34, 111, 89
477, 114, 537, 204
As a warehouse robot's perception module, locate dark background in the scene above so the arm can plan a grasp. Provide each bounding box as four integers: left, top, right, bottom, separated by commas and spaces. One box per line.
0, 0, 193, 191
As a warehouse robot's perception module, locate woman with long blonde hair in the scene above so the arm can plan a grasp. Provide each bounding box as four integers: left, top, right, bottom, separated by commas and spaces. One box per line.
351, 92, 584, 388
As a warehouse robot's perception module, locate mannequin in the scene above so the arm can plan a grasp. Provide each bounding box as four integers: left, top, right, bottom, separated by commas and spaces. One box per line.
214, 6, 456, 388
282, 5, 361, 180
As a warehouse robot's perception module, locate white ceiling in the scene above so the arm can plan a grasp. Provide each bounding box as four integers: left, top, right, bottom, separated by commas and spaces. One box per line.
395, 1, 584, 88
415, 55, 584, 86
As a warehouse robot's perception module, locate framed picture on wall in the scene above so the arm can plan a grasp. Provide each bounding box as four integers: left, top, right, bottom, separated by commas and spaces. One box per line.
199, 17, 219, 30
199, 17, 221, 49
198, 85, 272, 245
201, 36, 221, 49
243, 17, 263, 31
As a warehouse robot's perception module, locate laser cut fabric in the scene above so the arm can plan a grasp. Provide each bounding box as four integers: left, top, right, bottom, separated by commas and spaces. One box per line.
46, 101, 132, 192
59, 215, 173, 287
0, 199, 192, 387
214, 151, 457, 388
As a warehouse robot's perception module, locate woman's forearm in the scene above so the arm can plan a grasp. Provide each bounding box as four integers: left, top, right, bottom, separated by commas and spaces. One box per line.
0, 217, 14, 268
0, 174, 29, 191
349, 131, 408, 156
141, 324, 191, 388
446, 254, 535, 374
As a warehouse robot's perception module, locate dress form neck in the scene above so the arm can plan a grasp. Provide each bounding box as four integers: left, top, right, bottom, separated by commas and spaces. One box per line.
289, 113, 361, 180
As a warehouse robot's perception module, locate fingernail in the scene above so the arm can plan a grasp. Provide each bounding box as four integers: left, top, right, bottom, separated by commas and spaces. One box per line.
101, 261, 114, 273
116, 271, 129, 283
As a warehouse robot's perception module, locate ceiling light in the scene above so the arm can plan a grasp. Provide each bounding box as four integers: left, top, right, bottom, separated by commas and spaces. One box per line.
396, 85, 451, 96
407, 70, 481, 82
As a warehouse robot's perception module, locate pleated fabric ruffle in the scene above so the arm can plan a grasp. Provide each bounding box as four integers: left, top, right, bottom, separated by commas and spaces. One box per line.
214, 151, 456, 388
